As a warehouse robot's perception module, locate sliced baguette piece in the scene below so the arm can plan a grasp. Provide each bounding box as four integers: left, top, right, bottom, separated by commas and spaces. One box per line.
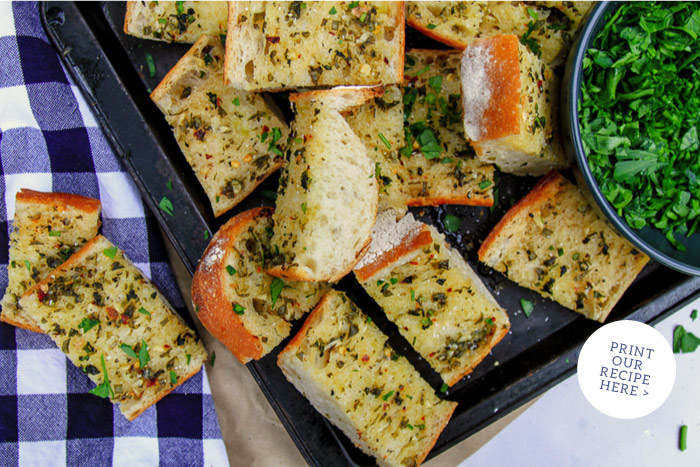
124, 0, 227, 43
267, 87, 379, 282
151, 34, 288, 217
191, 207, 329, 364
342, 84, 409, 217
402, 49, 494, 206
460, 34, 568, 176
355, 211, 509, 386
278, 289, 457, 467
1, 189, 101, 333
223, 1, 405, 91
406, 2, 593, 67
19, 235, 207, 421
478, 171, 649, 323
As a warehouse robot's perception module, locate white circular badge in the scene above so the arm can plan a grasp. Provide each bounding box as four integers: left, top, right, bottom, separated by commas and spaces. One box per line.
577, 320, 676, 419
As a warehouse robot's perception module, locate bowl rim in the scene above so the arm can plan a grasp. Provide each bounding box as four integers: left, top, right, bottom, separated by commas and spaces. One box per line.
566, 1, 700, 277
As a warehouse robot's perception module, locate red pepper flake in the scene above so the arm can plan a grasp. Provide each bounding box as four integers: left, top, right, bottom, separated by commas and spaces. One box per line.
382, 403, 389, 410
164, 344, 171, 349
384, 58, 389, 64
361, 354, 369, 362
119, 313, 130, 325
106, 306, 119, 321
205, 154, 213, 160
194, 129, 206, 141
328, 31, 335, 36
262, 125, 270, 133
409, 261, 419, 265
146, 378, 157, 388
537, 80, 543, 92
447, 288, 453, 292
303, 134, 312, 143
216, 97, 222, 108
266, 36, 280, 43
428, 352, 436, 358
37, 290, 46, 302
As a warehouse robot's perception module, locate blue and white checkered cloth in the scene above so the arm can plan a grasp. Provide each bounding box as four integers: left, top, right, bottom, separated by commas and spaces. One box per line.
0, 3, 228, 465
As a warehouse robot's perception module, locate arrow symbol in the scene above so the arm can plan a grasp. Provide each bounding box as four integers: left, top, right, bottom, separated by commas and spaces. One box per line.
643, 390, 649, 396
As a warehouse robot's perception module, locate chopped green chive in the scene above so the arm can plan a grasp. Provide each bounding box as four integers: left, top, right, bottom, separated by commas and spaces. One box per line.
24, 260, 31, 271
170, 371, 178, 385
378, 132, 392, 150
485, 317, 495, 327
145, 53, 156, 78
301, 202, 307, 214
520, 298, 534, 318
158, 17, 167, 24
233, 303, 245, 315
427, 23, 437, 30
428, 75, 442, 94
382, 390, 394, 401
680, 425, 688, 451
558, 247, 564, 256
226, 265, 237, 276
49, 230, 61, 237
440, 383, 448, 393
103, 246, 118, 259
209, 351, 216, 366
137, 307, 151, 316
186, 353, 191, 365
478, 180, 492, 190
366, 316, 372, 324
204, 230, 210, 240
412, 65, 430, 77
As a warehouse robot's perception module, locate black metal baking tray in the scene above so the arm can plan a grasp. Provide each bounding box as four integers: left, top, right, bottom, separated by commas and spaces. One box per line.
41, 2, 700, 465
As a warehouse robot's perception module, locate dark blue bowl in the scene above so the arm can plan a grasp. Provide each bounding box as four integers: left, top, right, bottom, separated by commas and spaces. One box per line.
560, 1, 700, 276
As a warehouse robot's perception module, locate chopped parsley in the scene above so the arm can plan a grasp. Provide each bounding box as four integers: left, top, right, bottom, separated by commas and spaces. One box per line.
673, 325, 700, 353
209, 351, 216, 366
691, 309, 698, 321
24, 260, 31, 271
301, 202, 307, 214
120, 343, 138, 359
580, 2, 700, 250
232, 97, 240, 106
103, 246, 118, 259
440, 383, 448, 393
520, 298, 534, 318
427, 23, 437, 30
166, 180, 173, 190
78, 318, 100, 332
680, 424, 688, 451
226, 265, 237, 276
382, 390, 394, 401
428, 75, 442, 94
329, 6, 337, 15
159, 196, 174, 216
478, 180, 492, 190
443, 214, 462, 233
170, 371, 178, 385
49, 229, 61, 237
137, 307, 151, 316
88, 354, 113, 399
186, 353, 191, 365
139, 340, 150, 369
233, 303, 245, 315
270, 277, 285, 308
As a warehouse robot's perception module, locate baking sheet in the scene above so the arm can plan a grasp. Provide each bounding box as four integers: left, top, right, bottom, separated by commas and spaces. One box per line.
41, 2, 700, 465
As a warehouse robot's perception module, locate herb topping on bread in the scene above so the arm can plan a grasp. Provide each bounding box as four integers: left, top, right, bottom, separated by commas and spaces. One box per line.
478, 171, 649, 322
151, 35, 288, 217
224, 1, 405, 91
19, 235, 207, 420
124, 0, 227, 43
278, 290, 457, 467
1, 189, 101, 332
192, 207, 329, 364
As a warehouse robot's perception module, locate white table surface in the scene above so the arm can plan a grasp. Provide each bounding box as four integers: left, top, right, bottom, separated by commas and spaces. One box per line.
460, 296, 700, 467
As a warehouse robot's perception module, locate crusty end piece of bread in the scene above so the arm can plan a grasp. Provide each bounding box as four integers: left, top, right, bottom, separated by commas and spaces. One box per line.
151, 34, 287, 217
1, 189, 102, 333
461, 34, 568, 176
478, 171, 649, 322
124, 0, 227, 44
268, 87, 378, 282
355, 212, 509, 385
224, 1, 405, 91
289, 85, 386, 110
191, 207, 328, 364
278, 290, 457, 467
19, 235, 207, 421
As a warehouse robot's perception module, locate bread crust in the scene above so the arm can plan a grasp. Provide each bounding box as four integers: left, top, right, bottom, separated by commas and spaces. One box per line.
0, 310, 43, 333
406, 195, 493, 208
471, 34, 521, 142
354, 226, 433, 282
406, 18, 467, 50
478, 170, 562, 261
123, 0, 135, 35
16, 189, 102, 215
191, 207, 272, 363
289, 85, 386, 109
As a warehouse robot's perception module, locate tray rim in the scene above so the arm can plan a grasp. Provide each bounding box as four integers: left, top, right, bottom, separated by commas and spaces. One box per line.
39, 2, 700, 465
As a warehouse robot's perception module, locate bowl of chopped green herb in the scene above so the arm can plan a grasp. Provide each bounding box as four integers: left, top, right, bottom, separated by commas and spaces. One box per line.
561, 1, 700, 276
